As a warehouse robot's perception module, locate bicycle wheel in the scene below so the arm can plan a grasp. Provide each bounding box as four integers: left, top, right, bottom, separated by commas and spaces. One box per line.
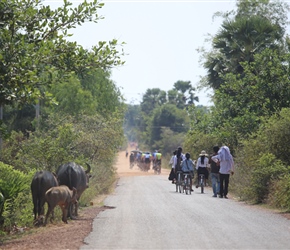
188, 177, 191, 195
177, 173, 182, 193
179, 182, 183, 193
200, 178, 204, 193
176, 173, 180, 192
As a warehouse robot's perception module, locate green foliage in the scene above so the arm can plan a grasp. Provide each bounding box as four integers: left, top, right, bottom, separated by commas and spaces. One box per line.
171, 81, 199, 108
158, 128, 185, 156
269, 174, 290, 212
184, 130, 220, 161
140, 88, 167, 114
259, 108, 290, 166
0, 0, 126, 236
51, 75, 96, 116
123, 104, 141, 142
0, 163, 33, 231
202, 0, 288, 90
194, 0, 290, 152
232, 108, 290, 203
250, 154, 288, 203
0, 0, 124, 107
0, 112, 124, 233
149, 104, 190, 146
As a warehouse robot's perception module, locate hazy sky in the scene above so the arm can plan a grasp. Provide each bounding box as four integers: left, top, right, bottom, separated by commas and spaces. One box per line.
46, 0, 237, 106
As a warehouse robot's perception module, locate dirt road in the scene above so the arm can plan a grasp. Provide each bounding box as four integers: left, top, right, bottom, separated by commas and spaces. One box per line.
115, 147, 170, 178
81, 149, 290, 249
3, 149, 290, 250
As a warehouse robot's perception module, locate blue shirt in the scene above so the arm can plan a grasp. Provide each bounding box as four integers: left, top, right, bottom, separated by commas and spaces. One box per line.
181, 159, 194, 172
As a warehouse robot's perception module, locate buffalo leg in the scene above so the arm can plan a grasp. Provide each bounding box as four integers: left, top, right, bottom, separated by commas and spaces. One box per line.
61, 205, 68, 223
44, 206, 52, 226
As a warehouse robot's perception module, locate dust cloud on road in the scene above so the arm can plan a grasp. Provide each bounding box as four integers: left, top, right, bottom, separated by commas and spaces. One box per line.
81, 148, 290, 250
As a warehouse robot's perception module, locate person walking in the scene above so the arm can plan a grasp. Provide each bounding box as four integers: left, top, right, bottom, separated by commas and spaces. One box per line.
196, 150, 209, 188
209, 146, 220, 197
211, 146, 234, 199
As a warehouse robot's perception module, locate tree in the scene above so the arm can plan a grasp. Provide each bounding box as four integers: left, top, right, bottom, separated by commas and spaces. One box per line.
196, 0, 290, 146
123, 104, 141, 142
202, 0, 288, 90
168, 81, 199, 109
148, 103, 190, 147
140, 88, 167, 114
0, 0, 124, 107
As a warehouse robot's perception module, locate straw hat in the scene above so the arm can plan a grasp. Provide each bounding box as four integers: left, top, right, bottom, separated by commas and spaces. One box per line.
199, 150, 208, 156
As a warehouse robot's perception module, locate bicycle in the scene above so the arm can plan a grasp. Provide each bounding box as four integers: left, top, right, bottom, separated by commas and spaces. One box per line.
154, 160, 161, 175
175, 171, 183, 193
198, 174, 205, 193
183, 172, 192, 195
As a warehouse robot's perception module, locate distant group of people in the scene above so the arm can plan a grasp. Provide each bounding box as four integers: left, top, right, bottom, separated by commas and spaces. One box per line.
128, 149, 162, 173
168, 145, 234, 198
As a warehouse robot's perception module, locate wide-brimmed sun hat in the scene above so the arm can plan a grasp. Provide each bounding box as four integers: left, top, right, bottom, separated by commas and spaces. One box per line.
199, 150, 208, 156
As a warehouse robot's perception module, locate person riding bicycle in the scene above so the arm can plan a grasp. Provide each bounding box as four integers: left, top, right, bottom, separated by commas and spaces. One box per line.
174, 146, 186, 173
168, 150, 177, 183
144, 152, 152, 171
181, 152, 194, 191
155, 150, 162, 169
196, 150, 209, 188
129, 152, 135, 164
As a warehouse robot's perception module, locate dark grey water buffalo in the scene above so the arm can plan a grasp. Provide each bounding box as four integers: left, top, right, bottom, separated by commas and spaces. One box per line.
44, 185, 77, 225
56, 162, 91, 218
31, 170, 58, 225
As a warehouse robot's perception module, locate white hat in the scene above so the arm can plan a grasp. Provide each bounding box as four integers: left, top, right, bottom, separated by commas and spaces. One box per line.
199, 150, 208, 156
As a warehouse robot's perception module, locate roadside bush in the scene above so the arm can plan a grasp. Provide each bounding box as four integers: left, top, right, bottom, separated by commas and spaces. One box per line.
184, 131, 219, 160
232, 108, 290, 204
241, 153, 288, 204
268, 174, 290, 212
0, 163, 33, 233
0, 111, 124, 234
231, 151, 289, 203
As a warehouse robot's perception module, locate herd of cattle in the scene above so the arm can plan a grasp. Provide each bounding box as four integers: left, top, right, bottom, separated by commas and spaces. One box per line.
30, 162, 91, 226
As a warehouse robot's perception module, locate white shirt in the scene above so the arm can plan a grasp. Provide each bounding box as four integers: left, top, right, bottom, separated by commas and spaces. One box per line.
196, 156, 209, 170
169, 155, 175, 168
211, 146, 234, 174
173, 153, 186, 169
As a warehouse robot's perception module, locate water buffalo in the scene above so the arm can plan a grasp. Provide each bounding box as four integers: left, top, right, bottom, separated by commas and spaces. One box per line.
31, 170, 58, 225
56, 162, 91, 218
44, 185, 77, 225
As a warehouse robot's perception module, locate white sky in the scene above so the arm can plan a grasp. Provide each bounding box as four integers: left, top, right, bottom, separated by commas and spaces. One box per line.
45, 0, 237, 106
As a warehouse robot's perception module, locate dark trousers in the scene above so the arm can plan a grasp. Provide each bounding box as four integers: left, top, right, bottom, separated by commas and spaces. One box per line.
220, 173, 230, 196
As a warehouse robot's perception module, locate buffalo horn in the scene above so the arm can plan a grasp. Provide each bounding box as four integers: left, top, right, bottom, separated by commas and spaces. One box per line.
85, 163, 91, 173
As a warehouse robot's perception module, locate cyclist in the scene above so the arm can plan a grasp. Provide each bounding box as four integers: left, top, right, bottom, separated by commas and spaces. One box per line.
196, 150, 209, 188
144, 152, 152, 171
152, 150, 157, 170
168, 150, 177, 183
155, 150, 162, 173
174, 146, 186, 173
129, 152, 135, 168
181, 153, 194, 191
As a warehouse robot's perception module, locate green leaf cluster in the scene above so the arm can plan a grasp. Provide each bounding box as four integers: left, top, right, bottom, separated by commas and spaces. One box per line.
0, 163, 33, 231
0, 0, 124, 107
